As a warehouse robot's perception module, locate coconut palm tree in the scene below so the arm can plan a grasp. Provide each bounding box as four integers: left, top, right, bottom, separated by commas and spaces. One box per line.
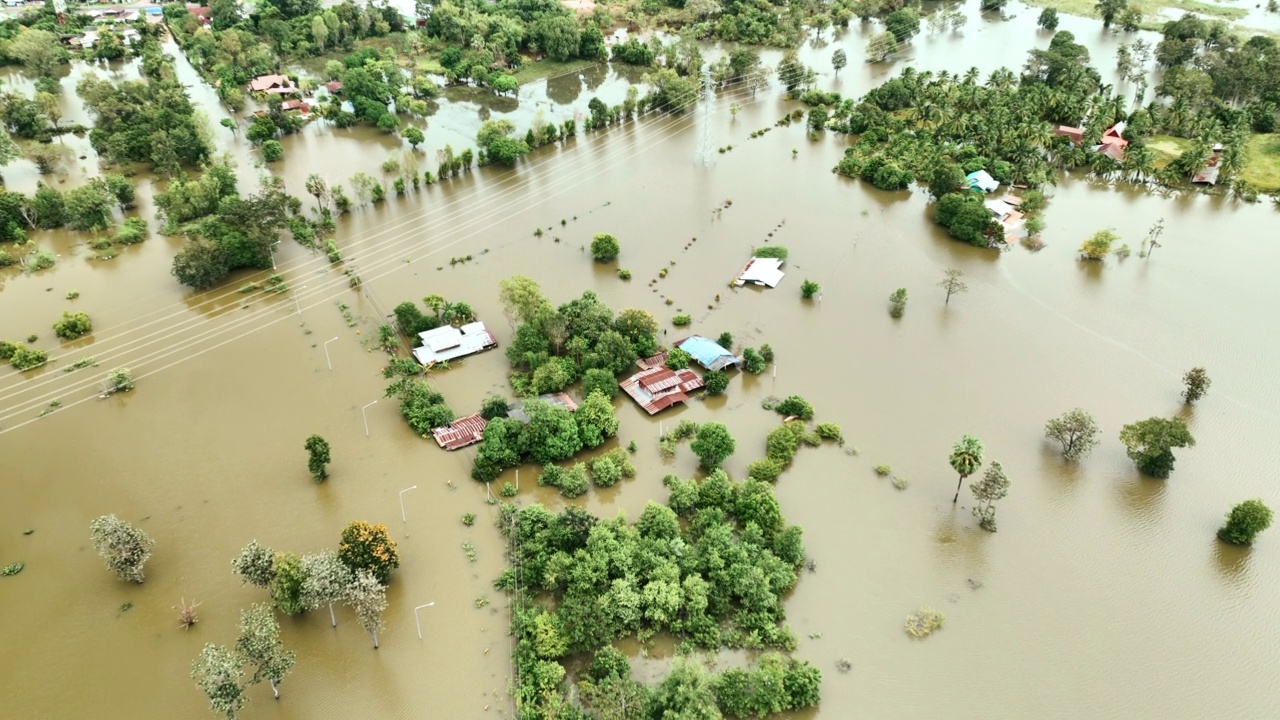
949, 435, 985, 504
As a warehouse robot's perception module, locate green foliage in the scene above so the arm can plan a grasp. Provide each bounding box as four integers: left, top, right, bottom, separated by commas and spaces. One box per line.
889, 288, 908, 318
1045, 408, 1100, 461
970, 461, 1011, 532
581, 368, 618, 401
499, 482, 518, 497
462, 512, 476, 526
232, 540, 277, 589
766, 423, 806, 466
715, 653, 823, 717
672, 314, 692, 327
753, 245, 788, 260
481, 394, 510, 420
704, 370, 729, 396
236, 603, 296, 694
590, 233, 620, 262
105, 367, 134, 393
115, 217, 148, 245
1080, 229, 1118, 261
815, 423, 843, 444
905, 607, 945, 638
934, 192, 1002, 247
691, 422, 736, 470
1219, 499, 1273, 546
269, 552, 308, 615
1182, 367, 1211, 404
1119, 417, 1195, 478
394, 380, 455, 435
874, 464, 892, 476
742, 347, 766, 374
10, 345, 48, 371
576, 390, 620, 449
304, 434, 331, 481
53, 311, 92, 340
665, 347, 692, 370
191, 643, 246, 720
338, 521, 400, 584
261, 139, 284, 162
949, 435, 985, 484
800, 279, 820, 300
774, 396, 815, 421
89, 514, 154, 584
747, 458, 784, 483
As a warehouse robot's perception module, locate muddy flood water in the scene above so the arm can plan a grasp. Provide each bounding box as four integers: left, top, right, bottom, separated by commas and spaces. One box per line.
3, 4, 1280, 719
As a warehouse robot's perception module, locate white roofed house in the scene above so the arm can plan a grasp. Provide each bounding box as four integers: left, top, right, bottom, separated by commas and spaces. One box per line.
412, 321, 498, 366
734, 257, 786, 288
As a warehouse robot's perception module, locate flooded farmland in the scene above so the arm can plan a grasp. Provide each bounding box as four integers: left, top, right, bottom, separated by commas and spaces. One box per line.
2, 3, 1279, 719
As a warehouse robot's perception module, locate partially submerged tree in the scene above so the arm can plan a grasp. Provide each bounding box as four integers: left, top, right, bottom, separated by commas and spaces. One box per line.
89, 515, 155, 583
938, 268, 968, 304
191, 643, 247, 720
301, 550, 353, 627
1044, 408, 1100, 462
232, 540, 277, 588
949, 435, 985, 503
269, 552, 308, 616
690, 422, 736, 470
338, 521, 400, 584
236, 603, 295, 700
590, 233, 620, 262
346, 568, 388, 648
1182, 367, 1211, 405
970, 461, 1011, 531
1078, 229, 1118, 261
1218, 499, 1273, 546
304, 434, 331, 482
1118, 417, 1195, 478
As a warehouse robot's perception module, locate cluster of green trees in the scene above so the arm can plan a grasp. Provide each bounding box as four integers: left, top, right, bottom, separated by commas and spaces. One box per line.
0, 175, 135, 243
0, 340, 48, 372
471, 389, 618, 481
393, 293, 475, 337
537, 446, 634, 498
498, 464, 820, 717
0, 6, 94, 92
232, 521, 397, 624
498, 275, 659, 396
383, 358, 456, 435
163, 0, 405, 109
159, 162, 302, 290
78, 34, 212, 174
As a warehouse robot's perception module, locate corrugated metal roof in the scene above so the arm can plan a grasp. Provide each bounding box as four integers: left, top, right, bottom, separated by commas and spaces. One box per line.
620, 367, 704, 415
431, 413, 488, 451
413, 322, 498, 365
735, 257, 786, 288
677, 336, 739, 371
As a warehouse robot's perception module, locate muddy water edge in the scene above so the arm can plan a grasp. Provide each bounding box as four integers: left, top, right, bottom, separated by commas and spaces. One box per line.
3, 5, 1280, 719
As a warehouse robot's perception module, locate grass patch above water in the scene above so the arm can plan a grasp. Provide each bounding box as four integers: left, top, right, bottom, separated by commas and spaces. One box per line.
1020, 0, 1247, 24
1241, 133, 1280, 191
1148, 134, 1192, 168
512, 57, 601, 85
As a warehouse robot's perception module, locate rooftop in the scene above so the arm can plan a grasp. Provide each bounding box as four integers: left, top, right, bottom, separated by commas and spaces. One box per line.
734, 257, 786, 288
636, 350, 668, 370
619, 367, 704, 415
412, 321, 498, 365
249, 74, 294, 93
507, 393, 578, 423
676, 336, 740, 371
431, 413, 488, 451
966, 170, 1000, 193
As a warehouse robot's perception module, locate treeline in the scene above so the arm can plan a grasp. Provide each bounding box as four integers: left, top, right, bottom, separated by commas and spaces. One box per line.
498, 275, 660, 396
156, 159, 304, 289
0, 175, 135, 243
498, 464, 820, 717
78, 33, 212, 174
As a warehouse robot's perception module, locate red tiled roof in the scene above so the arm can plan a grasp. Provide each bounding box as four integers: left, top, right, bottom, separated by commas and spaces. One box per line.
325, 81, 343, 92
431, 413, 488, 451
281, 100, 310, 113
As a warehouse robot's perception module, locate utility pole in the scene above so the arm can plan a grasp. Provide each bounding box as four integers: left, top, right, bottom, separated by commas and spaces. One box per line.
696, 68, 714, 167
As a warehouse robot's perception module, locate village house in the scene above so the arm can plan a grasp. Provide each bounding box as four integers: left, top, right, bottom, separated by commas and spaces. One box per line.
186, 5, 211, 26
966, 170, 1000, 193
507, 394, 578, 423
280, 99, 311, 114
734, 257, 785, 288
248, 74, 298, 96
1191, 144, 1225, 185
431, 413, 487, 451
411, 321, 498, 366
619, 366, 705, 415
676, 336, 740, 371
1055, 122, 1128, 161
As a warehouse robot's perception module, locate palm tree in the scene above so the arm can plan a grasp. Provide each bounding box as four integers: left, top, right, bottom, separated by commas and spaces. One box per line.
949, 435, 985, 504
304, 173, 328, 216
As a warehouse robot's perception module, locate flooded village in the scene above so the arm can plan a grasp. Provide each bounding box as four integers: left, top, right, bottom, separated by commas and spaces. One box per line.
1, 0, 1279, 718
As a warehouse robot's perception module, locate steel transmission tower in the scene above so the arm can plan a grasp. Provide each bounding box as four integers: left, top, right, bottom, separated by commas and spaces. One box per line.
696, 69, 714, 167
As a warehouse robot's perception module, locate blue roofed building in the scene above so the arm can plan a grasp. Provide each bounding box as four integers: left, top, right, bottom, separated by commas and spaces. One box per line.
676, 336, 740, 371
965, 170, 999, 193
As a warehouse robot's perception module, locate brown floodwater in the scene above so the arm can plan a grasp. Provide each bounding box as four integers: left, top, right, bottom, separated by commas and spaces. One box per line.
3, 5, 1279, 719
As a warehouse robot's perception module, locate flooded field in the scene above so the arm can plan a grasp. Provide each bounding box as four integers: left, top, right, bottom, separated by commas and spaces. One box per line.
3, 4, 1279, 719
